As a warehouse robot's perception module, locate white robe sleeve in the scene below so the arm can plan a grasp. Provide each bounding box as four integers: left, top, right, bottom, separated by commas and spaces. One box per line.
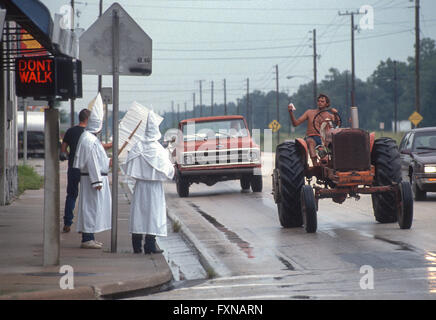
87, 146, 103, 189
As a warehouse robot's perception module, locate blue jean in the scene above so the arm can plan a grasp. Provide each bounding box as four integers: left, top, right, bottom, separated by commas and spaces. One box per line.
82, 233, 95, 242
63, 168, 81, 227
306, 135, 322, 146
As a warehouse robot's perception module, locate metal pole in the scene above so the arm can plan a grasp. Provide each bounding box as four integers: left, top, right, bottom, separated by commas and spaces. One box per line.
23, 100, 27, 165
394, 61, 398, 133
208, 82, 212, 116
199, 81, 203, 117
351, 13, 356, 108
313, 29, 317, 106
0, 39, 6, 205
276, 64, 280, 146
171, 101, 174, 126
43, 104, 60, 266
415, 0, 420, 119
192, 93, 195, 118
223, 79, 227, 115
98, 0, 105, 142
111, 8, 120, 253
70, 0, 75, 127
184, 102, 187, 119
246, 78, 250, 131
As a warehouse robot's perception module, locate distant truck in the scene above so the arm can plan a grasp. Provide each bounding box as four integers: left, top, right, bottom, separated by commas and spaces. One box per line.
17, 111, 45, 158
169, 115, 262, 197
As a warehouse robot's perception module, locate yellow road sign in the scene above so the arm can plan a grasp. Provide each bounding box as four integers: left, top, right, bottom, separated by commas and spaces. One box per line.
408, 111, 423, 126
268, 120, 281, 132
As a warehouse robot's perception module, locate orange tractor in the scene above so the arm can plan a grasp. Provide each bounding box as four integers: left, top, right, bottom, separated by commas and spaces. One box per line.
272, 108, 413, 233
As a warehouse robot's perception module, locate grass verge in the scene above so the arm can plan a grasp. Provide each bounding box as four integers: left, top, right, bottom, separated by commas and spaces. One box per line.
18, 165, 43, 195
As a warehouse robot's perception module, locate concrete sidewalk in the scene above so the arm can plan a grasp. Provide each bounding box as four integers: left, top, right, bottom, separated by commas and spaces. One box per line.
0, 161, 172, 300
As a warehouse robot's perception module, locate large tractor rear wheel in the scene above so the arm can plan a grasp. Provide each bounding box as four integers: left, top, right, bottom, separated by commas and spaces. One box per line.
273, 141, 305, 228
371, 138, 401, 223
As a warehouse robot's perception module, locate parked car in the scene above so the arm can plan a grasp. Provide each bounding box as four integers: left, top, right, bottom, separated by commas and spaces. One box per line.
398, 127, 436, 200
169, 115, 262, 197
17, 111, 45, 158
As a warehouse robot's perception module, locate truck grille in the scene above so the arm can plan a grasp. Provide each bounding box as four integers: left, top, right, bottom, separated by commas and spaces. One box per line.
181, 148, 260, 167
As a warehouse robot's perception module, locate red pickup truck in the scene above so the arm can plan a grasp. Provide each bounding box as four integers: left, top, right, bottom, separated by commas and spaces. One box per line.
170, 115, 262, 197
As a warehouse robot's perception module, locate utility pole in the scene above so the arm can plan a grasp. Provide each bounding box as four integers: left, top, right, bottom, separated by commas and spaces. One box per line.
275, 64, 280, 146
70, 0, 75, 127
246, 78, 250, 130
211, 81, 214, 116
415, 0, 420, 119
197, 80, 204, 117
171, 101, 175, 126
98, 0, 103, 93
394, 60, 398, 133
177, 103, 180, 123
312, 29, 317, 106
192, 93, 196, 118
338, 10, 361, 109
223, 79, 227, 115
184, 102, 187, 119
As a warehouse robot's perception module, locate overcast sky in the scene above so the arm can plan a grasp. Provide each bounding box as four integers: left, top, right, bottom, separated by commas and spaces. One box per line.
39, 0, 436, 114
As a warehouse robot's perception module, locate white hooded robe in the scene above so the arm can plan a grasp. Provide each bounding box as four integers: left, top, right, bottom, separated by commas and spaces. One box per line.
124, 111, 174, 236
73, 93, 111, 233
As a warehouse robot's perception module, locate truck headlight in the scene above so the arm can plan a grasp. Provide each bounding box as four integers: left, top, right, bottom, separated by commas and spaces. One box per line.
247, 149, 260, 162
424, 165, 436, 173
183, 154, 195, 165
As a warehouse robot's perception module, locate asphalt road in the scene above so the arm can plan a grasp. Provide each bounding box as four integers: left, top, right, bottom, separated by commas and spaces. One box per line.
137, 154, 436, 300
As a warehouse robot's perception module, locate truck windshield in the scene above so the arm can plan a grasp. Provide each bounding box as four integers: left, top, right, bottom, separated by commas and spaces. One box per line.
412, 131, 436, 152
182, 119, 248, 141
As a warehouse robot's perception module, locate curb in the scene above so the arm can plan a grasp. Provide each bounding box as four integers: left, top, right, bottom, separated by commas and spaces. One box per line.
0, 268, 173, 300
0, 286, 97, 300
166, 203, 232, 278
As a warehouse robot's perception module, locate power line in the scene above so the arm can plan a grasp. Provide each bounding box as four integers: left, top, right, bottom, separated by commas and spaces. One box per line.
155, 54, 313, 61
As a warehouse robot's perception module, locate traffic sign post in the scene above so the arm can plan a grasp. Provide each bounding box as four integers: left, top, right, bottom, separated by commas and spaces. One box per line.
268, 120, 281, 133
408, 111, 423, 128
79, 3, 152, 253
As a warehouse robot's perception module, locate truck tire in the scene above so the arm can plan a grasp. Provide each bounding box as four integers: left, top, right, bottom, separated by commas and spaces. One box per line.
275, 141, 304, 228
176, 175, 190, 198
250, 174, 263, 192
301, 185, 317, 233
412, 179, 426, 201
371, 138, 401, 223
240, 175, 251, 190
397, 181, 413, 229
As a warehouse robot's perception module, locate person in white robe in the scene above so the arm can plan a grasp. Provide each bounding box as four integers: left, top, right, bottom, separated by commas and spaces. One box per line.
73, 93, 112, 249
124, 110, 174, 254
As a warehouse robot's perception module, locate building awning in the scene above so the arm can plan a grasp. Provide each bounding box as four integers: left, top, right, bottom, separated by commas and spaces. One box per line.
1, 0, 78, 58
2, 0, 55, 54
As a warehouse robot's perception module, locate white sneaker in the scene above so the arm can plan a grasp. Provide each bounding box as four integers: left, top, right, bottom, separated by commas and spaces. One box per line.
95, 240, 103, 246
80, 240, 102, 249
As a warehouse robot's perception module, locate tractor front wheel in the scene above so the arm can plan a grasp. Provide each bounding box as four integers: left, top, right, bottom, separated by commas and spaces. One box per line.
301, 185, 317, 233
397, 181, 413, 229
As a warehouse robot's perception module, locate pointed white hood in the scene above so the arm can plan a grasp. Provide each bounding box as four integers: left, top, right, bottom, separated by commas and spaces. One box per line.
86, 93, 104, 133
143, 110, 163, 142
124, 110, 173, 181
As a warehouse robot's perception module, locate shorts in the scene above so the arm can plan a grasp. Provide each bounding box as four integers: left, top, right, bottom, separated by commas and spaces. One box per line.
305, 135, 322, 146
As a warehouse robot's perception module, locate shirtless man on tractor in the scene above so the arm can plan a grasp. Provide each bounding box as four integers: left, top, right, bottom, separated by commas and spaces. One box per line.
288, 94, 339, 165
